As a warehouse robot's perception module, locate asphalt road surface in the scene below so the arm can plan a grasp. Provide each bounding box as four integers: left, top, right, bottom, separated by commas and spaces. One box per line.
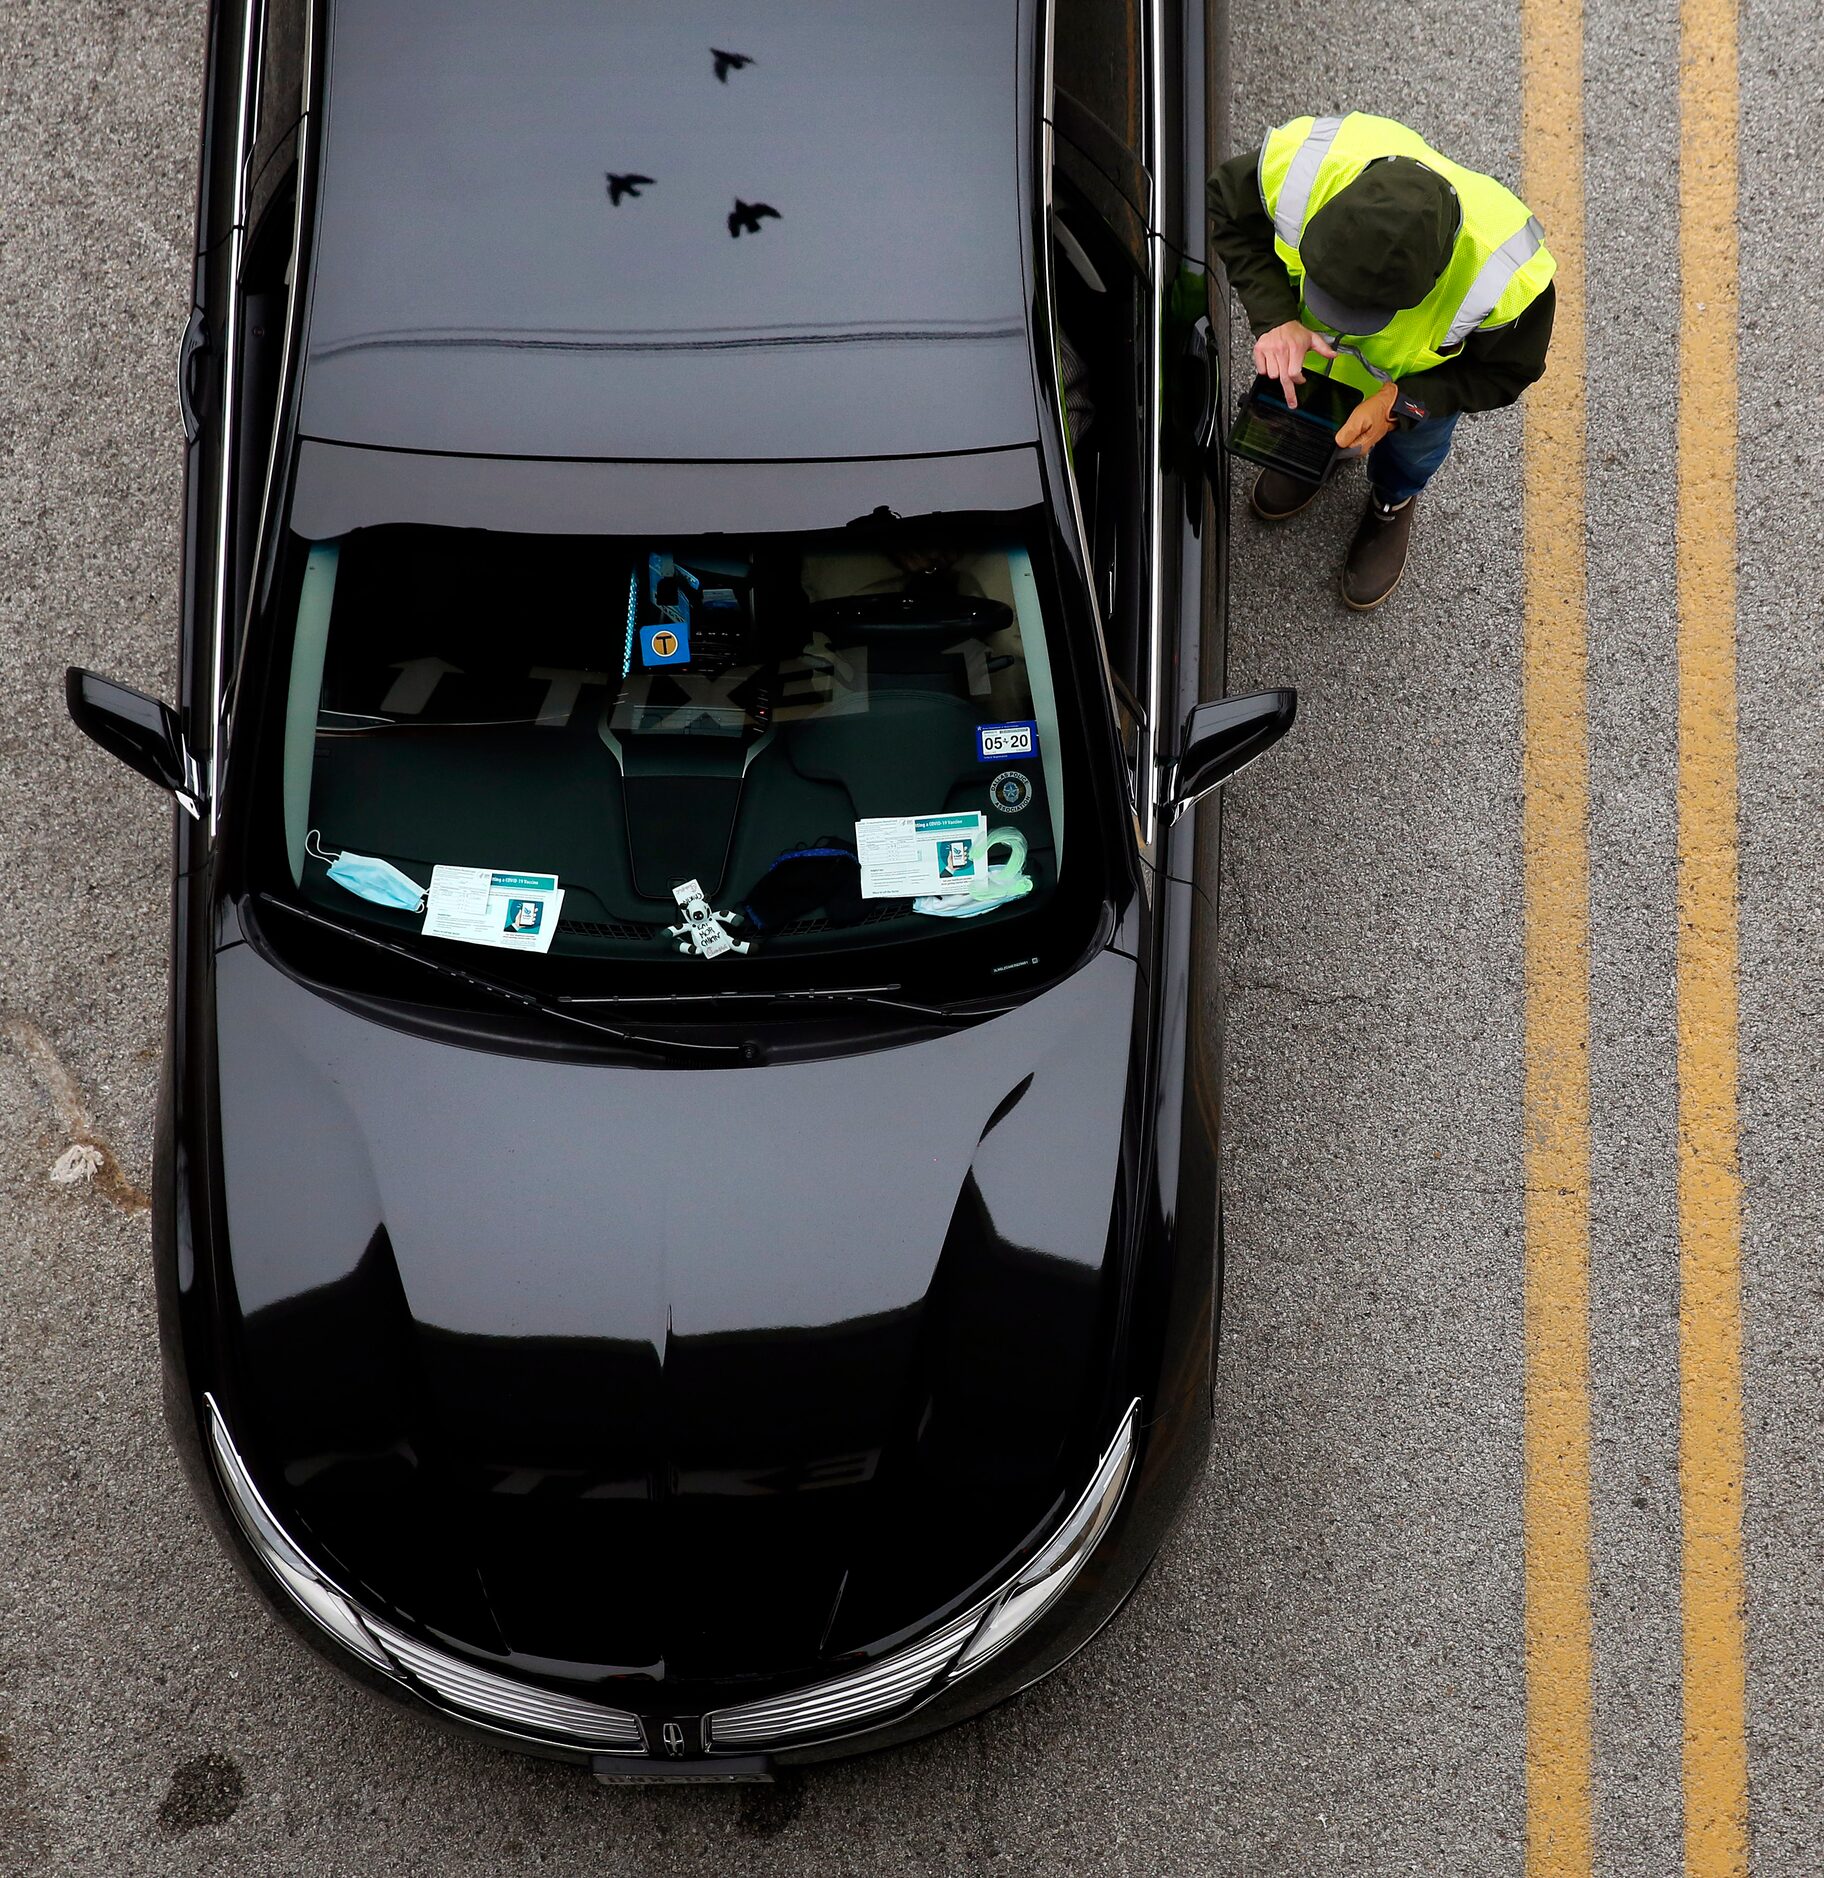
2, 2, 1817, 1874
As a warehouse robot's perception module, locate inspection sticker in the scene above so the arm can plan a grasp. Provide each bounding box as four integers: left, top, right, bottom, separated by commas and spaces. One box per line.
422, 866, 565, 953
855, 812, 987, 899
977, 720, 1037, 762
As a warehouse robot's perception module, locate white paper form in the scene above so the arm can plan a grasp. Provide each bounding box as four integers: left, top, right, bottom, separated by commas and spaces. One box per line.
422, 867, 565, 953
854, 812, 987, 899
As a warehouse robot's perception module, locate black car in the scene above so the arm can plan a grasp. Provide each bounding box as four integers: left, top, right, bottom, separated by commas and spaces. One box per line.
66, 0, 1291, 1778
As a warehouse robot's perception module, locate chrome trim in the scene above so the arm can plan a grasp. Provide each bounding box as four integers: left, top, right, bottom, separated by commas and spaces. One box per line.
1137, 0, 1169, 845
362, 1617, 643, 1750
205, 0, 263, 835
706, 1604, 989, 1748
705, 1399, 1141, 1752
1136, 230, 1164, 850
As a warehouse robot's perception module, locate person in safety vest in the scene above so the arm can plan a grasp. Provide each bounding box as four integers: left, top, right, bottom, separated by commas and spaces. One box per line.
1209, 113, 1556, 609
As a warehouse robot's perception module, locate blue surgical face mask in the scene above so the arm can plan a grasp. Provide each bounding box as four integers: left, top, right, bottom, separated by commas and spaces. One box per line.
326, 851, 426, 913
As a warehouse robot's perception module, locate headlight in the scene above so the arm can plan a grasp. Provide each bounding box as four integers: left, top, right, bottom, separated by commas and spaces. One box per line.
204, 1392, 393, 1673
203, 1394, 642, 1750
948, 1394, 1138, 1673
706, 1397, 1138, 1750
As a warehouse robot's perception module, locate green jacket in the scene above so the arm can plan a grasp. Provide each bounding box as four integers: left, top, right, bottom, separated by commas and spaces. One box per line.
1208, 146, 1555, 419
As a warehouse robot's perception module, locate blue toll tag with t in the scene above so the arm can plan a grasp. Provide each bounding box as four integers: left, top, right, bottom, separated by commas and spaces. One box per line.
640, 621, 691, 667
976, 720, 1037, 762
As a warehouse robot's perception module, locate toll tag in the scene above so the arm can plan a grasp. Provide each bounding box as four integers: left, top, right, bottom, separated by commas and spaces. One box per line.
976, 720, 1037, 762
855, 811, 987, 899
422, 867, 565, 953
640, 622, 691, 667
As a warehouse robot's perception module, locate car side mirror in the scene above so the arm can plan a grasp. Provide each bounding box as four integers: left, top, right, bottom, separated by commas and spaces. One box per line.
1167, 688, 1297, 816
65, 667, 204, 819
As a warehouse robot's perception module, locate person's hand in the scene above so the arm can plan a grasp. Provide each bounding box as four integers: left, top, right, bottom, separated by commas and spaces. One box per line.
1252, 320, 1336, 407
1335, 381, 1400, 454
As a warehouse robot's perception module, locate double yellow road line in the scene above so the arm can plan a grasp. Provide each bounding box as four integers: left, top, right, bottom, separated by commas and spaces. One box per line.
1517, 1, 1593, 1867
1519, 0, 1747, 1871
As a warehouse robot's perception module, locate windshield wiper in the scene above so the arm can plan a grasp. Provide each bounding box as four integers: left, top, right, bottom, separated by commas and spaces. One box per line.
557, 985, 1016, 1024
254, 894, 744, 1060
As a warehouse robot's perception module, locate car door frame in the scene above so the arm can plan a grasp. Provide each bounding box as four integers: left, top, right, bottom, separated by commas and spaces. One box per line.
1042, 0, 1241, 1426
1046, 0, 1225, 859
160, 0, 320, 1504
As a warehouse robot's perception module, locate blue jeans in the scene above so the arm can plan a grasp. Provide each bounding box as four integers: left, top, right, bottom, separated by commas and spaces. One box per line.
1367, 411, 1461, 503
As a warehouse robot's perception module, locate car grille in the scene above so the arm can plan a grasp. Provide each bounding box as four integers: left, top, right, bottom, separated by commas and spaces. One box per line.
704, 1603, 986, 1749
364, 1618, 644, 1749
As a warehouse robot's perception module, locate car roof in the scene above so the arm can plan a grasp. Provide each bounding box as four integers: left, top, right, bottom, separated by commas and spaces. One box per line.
297, 0, 1041, 464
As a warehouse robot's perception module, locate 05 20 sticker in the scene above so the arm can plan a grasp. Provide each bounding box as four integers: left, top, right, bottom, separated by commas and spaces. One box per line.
976, 720, 1037, 761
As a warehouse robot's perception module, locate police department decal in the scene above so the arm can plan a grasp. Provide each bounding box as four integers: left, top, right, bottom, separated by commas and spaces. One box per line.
988, 770, 1033, 814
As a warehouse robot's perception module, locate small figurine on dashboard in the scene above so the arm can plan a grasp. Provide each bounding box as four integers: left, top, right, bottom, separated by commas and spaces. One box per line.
668, 878, 749, 958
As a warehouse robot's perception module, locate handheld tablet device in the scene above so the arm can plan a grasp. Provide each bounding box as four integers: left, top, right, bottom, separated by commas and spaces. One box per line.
1224, 371, 1364, 486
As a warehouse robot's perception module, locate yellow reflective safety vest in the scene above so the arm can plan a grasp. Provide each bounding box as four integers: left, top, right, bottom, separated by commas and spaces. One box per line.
1257, 113, 1556, 396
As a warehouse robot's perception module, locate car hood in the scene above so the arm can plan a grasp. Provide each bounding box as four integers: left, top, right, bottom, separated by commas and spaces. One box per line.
211, 943, 1138, 1696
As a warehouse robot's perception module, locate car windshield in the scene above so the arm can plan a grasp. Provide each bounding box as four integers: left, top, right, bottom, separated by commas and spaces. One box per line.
257, 512, 1105, 1000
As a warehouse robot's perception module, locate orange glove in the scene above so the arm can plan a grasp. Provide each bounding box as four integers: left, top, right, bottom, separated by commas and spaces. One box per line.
1335, 381, 1399, 455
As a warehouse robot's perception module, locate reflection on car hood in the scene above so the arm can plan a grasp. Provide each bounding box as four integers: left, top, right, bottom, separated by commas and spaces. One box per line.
212, 944, 1137, 1694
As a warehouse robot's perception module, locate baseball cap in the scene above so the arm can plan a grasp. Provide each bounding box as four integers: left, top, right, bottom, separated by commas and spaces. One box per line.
1299, 157, 1459, 335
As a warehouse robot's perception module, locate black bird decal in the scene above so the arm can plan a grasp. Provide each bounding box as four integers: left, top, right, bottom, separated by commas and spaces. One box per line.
728, 199, 780, 238
711, 48, 754, 82
605, 172, 654, 206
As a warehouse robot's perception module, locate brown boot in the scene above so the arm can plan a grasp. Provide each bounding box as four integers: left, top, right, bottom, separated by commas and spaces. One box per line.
1341, 491, 1415, 609
1250, 466, 1321, 522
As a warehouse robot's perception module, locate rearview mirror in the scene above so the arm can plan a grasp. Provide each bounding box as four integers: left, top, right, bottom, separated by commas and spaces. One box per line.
65, 668, 203, 819
1167, 689, 1297, 816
